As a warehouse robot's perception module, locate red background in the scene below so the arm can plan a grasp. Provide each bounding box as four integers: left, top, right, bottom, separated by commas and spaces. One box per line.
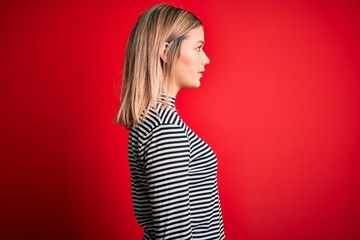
1, 0, 360, 239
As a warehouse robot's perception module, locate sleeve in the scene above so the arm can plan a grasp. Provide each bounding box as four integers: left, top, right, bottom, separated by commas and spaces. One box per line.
144, 124, 193, 240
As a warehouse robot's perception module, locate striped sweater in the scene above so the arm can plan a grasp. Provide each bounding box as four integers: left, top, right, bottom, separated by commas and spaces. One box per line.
128, 96, 225, 239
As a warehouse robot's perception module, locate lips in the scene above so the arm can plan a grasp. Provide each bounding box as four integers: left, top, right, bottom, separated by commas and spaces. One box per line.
198, 70, 205, 78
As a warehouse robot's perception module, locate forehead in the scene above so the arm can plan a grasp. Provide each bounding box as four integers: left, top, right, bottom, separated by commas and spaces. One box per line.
184, 26, 204, 43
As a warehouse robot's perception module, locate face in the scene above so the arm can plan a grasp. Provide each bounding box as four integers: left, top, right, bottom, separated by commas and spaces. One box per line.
172, 26, 210, 94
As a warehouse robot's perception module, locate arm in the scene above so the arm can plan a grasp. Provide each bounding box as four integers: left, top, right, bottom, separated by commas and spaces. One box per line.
144, 124, 193, 239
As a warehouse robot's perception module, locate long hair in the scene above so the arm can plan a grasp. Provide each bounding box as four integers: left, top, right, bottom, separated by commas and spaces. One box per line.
114, 4, 202, 128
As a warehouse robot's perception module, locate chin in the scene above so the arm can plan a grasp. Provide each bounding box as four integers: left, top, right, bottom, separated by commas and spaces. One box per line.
183, 80, 201, 89
193, 80, 201, 88
192, 83, 201, 88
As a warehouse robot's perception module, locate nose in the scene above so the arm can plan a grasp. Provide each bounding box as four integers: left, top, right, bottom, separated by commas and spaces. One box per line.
202, 51, 210, 65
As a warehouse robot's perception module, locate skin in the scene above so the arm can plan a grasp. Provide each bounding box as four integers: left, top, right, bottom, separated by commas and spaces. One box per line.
162, 26, 210, 96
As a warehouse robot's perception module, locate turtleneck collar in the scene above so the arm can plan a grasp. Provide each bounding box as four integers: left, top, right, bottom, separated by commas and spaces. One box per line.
157, 94, 176, 108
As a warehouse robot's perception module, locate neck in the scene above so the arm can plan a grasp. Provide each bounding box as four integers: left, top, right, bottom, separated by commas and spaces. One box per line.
169, 89, 179, 97
168, 83, 180, 97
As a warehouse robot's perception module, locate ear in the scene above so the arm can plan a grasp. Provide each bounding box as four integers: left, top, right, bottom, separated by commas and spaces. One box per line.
160, 42, 169, 62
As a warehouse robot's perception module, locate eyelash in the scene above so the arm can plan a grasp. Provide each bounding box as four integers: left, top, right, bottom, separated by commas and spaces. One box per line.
196, 45, 203, 52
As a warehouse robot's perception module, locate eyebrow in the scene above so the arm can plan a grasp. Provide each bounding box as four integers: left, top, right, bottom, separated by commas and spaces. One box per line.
195, 40, 205, 45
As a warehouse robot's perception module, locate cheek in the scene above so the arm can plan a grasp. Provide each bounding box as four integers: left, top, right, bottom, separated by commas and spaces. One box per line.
178, 52, 193, 69
177, 51, 198, 75
176, 59, 193, 80
174, 50, 200, 87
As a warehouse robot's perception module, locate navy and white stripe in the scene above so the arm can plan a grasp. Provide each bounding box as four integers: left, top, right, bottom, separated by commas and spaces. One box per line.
128, 96, 225, 240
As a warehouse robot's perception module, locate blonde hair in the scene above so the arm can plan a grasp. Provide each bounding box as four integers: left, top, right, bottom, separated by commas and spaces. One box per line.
114, 4, 202, 128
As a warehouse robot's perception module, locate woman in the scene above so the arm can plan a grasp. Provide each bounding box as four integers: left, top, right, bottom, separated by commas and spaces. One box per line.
115, 4, 225, 239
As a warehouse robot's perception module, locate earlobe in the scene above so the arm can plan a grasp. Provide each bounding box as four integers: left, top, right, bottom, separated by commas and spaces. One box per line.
160, 42, 169, 62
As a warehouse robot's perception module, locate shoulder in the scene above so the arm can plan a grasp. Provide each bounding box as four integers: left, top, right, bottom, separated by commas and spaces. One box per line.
131, 105, 184, 140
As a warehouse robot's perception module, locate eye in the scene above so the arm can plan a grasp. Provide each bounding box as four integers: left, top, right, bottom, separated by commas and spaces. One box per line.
196, 45, 203, 52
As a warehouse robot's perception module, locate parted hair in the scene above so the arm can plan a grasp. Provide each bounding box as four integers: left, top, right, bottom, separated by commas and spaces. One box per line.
114, 4, 202, 128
